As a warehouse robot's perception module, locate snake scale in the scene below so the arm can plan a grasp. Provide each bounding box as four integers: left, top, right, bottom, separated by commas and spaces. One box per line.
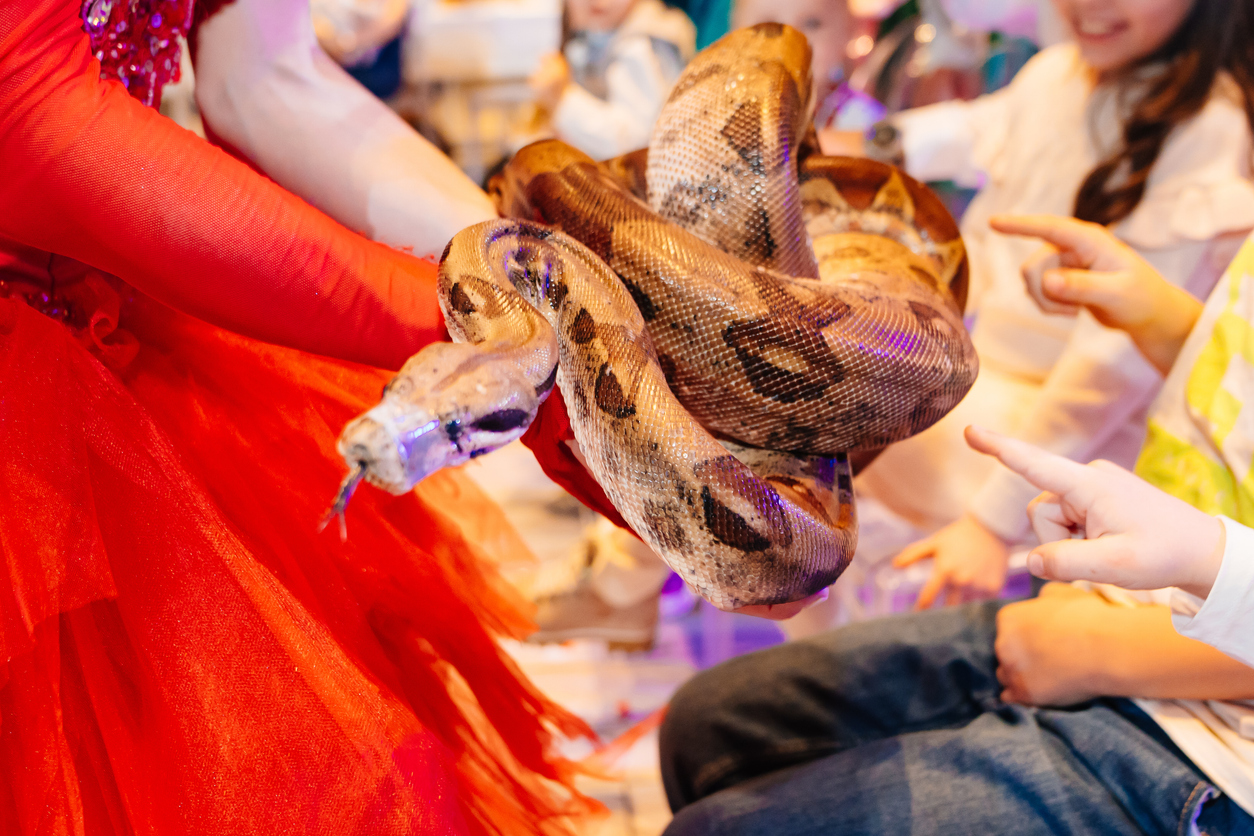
333, 24, 978, 610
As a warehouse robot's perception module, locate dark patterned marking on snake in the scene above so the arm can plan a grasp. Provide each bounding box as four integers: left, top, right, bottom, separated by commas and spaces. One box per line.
664, 61, 724, 106
675, 479, 696, 508
446, 418, 462, 445
449, 282, 476, 315
594, 362, 636, 418
836, 402, 878, 428
642, 498, 690, 552
696, 454, 794, 548
701, 486, 771, 552
535, 364, 558, 396
908, 300, 945, 329
656, 351, 677, 383
721, 102, 765, 175
547, 278, 569, 311
724, 318, 844, 403
472, 409, 530, 433
569, 308, 597, 344
800, 297, 852, 329
622, 278, 657, 321
744, 207, 777, 262
910, 265, 939, 289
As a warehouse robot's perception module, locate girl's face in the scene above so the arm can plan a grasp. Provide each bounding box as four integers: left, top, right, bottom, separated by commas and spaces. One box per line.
567, 0, 638, 33
1052, 0, 1196, 75
733, 0, 857, 84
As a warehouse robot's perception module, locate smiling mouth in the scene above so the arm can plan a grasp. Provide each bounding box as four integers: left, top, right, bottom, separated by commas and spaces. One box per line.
1074, 18, 1126, 39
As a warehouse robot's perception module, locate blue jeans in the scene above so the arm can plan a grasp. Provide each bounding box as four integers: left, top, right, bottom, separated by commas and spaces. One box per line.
660, 603, 1254, 835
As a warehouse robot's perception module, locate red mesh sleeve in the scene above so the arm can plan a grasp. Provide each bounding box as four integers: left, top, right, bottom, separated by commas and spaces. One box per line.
0, 0, 444, 371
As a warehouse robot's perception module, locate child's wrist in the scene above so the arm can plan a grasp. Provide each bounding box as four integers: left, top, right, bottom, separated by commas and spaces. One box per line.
1178, 514, 1225, 601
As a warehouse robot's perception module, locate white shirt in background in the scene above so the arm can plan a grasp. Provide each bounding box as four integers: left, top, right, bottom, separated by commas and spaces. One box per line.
855, 43, 1254, 544
552, 0, 695, 160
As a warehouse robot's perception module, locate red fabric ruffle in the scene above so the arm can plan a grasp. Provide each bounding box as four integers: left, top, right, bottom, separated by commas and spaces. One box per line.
0, 289, 598, 835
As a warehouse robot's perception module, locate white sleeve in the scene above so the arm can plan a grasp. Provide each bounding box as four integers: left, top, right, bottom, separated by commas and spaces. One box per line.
1172, 517, 1254, 669
893, 85, 1013, 188
551, 36, 671, 161
193, 0, 496, 260
966, 312, 1163, 542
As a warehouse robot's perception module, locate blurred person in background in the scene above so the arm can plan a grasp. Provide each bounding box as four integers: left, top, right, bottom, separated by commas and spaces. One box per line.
733, 0, 884, 133
528, 0, 695, 160
311, 0, 409, 98
786, 0, 1254, 633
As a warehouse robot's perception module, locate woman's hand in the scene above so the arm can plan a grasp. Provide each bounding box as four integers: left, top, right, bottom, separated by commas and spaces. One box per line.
990, 214, 1202, 375
894, 514, 1010, 609
966, 425, 1224, 599
529, 53, 572, 114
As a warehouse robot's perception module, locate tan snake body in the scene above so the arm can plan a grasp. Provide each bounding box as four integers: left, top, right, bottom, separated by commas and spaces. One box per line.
334, 24, 977, 610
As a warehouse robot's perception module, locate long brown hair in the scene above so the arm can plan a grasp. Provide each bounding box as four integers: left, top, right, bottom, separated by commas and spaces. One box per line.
1073, 0, 1254, 226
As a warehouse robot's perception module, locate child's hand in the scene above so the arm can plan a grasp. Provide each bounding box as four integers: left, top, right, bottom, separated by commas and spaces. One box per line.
990, 214, 1203, 375
529, 53, 572, 113
894, 514, 1010, 609
965, 424, 1224, 599
994, 584, 1118, 706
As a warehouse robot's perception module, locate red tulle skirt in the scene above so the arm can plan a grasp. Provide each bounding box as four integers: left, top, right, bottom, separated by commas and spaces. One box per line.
0, 274, 595, 835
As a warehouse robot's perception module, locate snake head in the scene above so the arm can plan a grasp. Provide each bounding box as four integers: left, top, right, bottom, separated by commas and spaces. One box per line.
336, 342, 542, 495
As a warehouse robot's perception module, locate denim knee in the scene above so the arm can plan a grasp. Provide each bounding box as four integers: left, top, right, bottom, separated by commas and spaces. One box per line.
659, 660, 739, 811
660, 641, 834, 811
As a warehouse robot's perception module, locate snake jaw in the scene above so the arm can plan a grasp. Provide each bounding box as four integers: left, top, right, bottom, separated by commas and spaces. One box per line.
336, 400, 455, 495
335, 343, 546, 498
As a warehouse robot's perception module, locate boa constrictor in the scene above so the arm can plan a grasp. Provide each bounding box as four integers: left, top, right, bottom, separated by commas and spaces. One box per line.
332, 24, 978, 610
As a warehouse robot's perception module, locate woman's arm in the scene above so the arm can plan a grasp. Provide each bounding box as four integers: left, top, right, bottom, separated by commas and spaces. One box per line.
193, 0, 496, 260
1, 0, 445, 369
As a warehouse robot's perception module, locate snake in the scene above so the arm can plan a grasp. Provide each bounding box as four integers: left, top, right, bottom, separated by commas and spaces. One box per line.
331, 23, 977, 610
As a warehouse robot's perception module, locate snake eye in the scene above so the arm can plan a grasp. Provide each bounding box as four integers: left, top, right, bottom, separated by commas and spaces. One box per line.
471, 409, 530, 433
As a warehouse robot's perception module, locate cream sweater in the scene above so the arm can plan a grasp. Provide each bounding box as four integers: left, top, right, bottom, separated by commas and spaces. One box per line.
857, 43, 1254, 542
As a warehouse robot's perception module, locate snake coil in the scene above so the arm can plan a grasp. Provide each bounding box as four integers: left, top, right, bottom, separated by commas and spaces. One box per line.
334, 24, 977, 610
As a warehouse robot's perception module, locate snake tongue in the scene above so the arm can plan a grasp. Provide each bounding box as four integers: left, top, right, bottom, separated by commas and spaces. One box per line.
336, 401, 457, 495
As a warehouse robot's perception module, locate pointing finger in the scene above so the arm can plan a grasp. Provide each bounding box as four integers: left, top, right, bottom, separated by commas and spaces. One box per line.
1028, 537, 1132, 587
989, 215, 1107, 264
964, 426, 1092, 498
893, 539, 936, 568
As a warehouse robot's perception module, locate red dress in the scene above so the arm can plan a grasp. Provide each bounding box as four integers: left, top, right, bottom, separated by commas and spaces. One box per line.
0, 1, 593, 833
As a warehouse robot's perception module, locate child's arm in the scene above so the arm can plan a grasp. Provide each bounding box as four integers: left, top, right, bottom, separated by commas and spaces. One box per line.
965, 425, 1224, 598
550, 36, 675, 160
989, 214, 1204, 376
995, 586, 1254, 706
